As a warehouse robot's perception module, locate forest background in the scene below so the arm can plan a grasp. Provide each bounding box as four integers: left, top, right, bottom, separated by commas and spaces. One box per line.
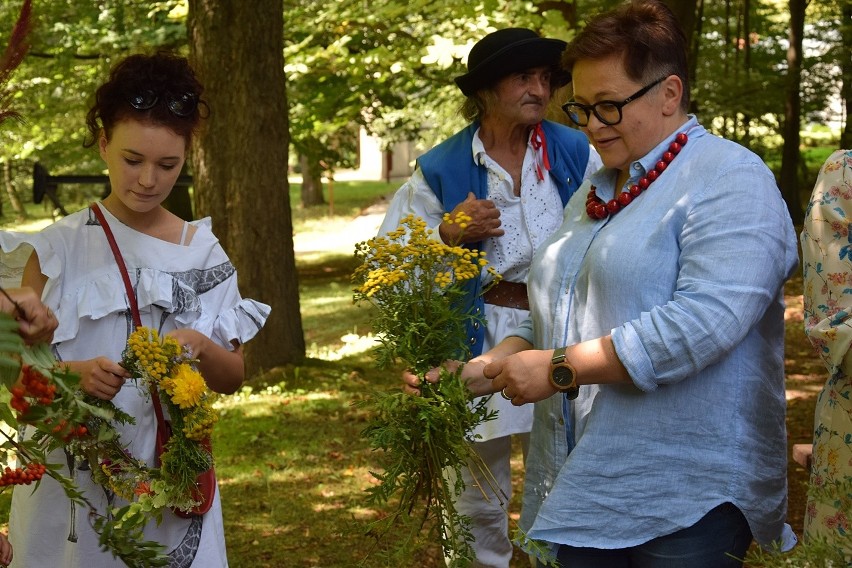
0, 0, 848, 374
0, 0, 848, 566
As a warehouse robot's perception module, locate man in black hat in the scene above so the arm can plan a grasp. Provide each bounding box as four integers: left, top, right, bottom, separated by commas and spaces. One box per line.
382, 27, 600, 567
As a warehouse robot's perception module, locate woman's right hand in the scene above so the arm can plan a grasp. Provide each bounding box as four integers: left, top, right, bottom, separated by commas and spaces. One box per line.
0, 287, 58, 345
401, 359, 493, 397
71, 357, 130, 400
402, 360, 462, 396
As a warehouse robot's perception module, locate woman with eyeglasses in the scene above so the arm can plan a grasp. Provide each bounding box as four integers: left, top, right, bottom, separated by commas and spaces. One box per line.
0, 52, 269, 567
407, 1, 798, 566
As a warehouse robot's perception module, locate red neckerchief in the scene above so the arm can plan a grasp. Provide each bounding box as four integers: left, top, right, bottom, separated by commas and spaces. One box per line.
530, 122, 551, 181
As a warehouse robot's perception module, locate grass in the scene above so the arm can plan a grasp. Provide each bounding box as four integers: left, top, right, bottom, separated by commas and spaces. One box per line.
289, 180, 396, 220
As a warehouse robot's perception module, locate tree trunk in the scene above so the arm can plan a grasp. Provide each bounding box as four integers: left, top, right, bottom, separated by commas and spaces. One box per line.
664, 0, 699, 51
663, 0, 700, 113
298, 153, 325, 207
187, 0, 305, 374
841, 0, 851, 149
1, 161, 7, 217
741, 0, 752, 148
2, 160, 27, 221
779, 0, 806, 225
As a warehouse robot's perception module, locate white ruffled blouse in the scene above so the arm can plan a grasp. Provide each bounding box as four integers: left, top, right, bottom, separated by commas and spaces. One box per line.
0, 205, 270, 567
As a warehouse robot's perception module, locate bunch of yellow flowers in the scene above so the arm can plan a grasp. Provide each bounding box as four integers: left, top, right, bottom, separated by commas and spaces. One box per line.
124, 327, 218, 439
353, 213, 497, 373
355, 213, 489, 300
125, 327, 178, 382
120, 326, 217, 511
353, 213, 502, 565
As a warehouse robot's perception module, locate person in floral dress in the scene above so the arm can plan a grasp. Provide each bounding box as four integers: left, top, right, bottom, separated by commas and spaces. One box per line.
801, 148, 852, 558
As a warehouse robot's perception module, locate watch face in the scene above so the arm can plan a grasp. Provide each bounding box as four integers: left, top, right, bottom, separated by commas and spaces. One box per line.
552, 365, 575, 388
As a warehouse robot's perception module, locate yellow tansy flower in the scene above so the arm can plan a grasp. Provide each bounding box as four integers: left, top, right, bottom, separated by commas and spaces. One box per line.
169, 363, 206, 409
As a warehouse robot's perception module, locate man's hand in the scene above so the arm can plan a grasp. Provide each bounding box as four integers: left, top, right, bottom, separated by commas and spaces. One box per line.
439, 192, 504, 244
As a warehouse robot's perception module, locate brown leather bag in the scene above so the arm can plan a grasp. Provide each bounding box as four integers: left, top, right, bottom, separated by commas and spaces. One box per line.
151, 392, 216, 517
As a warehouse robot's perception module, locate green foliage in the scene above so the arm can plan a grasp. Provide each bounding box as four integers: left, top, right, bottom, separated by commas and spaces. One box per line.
91, 505, 169, 568
351, 215, 503, 565
282, 0, 576, 174
0, 315, 169, 565
0, 0, 186, 168
0, 0, 848, 216
358, 367, 494, 567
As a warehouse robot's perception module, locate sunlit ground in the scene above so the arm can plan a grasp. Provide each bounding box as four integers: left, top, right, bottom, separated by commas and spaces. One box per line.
307, 332, 379, 361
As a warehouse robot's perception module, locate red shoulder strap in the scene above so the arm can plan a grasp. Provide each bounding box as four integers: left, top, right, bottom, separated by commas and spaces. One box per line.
90, 203, 168, 423
89, 203, 141, 328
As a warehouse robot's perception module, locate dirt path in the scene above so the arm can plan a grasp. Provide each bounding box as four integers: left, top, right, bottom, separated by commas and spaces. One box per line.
293, 196, 390, 257
782, 272, 821, 538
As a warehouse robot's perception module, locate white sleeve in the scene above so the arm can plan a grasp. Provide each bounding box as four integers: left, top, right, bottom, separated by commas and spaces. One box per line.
377, 168, 447, 242
583, 144, 603, 181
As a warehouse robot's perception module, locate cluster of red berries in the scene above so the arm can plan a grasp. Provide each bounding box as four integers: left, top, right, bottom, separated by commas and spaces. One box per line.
10, 366, 87, 441
46, 418, 88, 441
9, 365, 57, 417
0, 462, 46, 486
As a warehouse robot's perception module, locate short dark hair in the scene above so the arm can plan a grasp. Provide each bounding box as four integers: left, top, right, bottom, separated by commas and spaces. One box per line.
563, 0, 690, 112
84, 51, 207, 147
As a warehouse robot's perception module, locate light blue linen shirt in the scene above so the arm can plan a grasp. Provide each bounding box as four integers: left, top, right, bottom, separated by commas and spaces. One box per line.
513, 117, 798, 552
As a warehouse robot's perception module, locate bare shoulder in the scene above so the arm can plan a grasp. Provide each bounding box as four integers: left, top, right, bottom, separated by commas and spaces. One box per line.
160, 208, 198, 245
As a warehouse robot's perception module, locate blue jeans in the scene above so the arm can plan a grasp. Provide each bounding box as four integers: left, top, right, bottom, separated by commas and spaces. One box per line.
538, 502, 753, 568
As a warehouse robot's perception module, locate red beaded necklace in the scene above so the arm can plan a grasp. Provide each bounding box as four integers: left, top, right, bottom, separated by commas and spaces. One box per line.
586, 132, 689, 220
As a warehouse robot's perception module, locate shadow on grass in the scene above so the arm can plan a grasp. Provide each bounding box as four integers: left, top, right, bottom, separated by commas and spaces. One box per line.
216, 360, 447, 568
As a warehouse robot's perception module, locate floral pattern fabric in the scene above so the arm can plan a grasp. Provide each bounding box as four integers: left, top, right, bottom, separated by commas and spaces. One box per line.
801, 148, 852, 553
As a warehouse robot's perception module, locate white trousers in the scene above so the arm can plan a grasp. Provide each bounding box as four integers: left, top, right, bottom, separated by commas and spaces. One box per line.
446, 433, 530, 568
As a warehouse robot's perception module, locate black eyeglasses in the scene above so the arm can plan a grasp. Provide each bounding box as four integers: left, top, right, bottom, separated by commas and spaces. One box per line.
562, 76, 667, 127
128, 90, 198, 117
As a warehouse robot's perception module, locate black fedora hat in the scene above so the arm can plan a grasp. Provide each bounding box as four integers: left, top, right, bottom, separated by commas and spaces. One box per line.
454, 28, 569, 97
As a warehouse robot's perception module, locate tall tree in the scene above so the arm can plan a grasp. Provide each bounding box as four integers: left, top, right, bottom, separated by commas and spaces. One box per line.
188, 0, 305, 372
780, 0, 807, 225
841, 0, 851, 148
663, 0, 700, 51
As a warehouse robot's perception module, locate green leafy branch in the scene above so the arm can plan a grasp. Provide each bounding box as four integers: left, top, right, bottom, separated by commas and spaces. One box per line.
0, 314, 168, 567
352, 214, 503, 566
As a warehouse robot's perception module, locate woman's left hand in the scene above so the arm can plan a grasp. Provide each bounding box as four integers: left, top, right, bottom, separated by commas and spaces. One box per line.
166, 328, 208, 361
165, 328, 245, 394
484, 349, 557, 405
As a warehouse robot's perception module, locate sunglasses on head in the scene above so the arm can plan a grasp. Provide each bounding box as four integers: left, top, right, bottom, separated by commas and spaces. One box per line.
127, 90, 198, 118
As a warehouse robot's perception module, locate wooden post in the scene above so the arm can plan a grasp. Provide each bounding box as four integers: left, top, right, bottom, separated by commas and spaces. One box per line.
327, 175, 334, 217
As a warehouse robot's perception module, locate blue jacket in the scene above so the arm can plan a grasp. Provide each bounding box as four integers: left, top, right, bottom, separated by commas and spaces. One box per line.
416, 120, 590, 355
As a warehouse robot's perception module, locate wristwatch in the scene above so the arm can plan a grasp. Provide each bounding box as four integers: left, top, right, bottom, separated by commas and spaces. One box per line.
550, 346, 579, 400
